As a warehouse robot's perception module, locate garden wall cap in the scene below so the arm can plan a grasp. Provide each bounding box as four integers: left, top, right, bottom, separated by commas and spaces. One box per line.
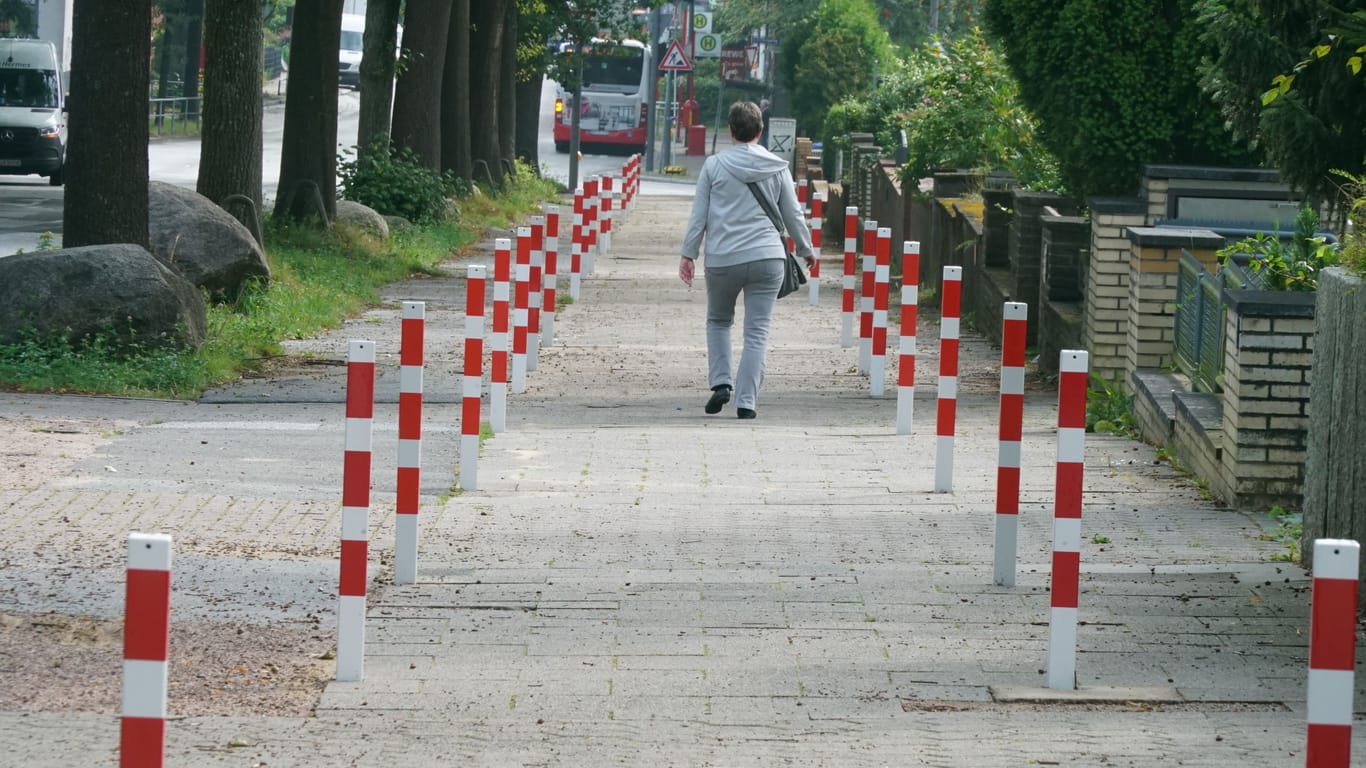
1126, 226, 1226, 249
1142, 164, 1282, 184
1088, 196, 1146, 214
1040, 214, 1089, 228
1223, 285, 1318, 318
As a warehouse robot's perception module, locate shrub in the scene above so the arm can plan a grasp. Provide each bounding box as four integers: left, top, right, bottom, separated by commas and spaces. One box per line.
338, 140, 467, 224
1333, 170, 1366, 277
895, 30, 1063, 193
1217, 203, 1339, 291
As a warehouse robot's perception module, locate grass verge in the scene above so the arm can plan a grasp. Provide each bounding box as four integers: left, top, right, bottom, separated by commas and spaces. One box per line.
0, 170, 558, 399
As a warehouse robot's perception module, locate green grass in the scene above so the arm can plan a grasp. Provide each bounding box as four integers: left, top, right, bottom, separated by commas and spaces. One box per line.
0, 170, 557, 399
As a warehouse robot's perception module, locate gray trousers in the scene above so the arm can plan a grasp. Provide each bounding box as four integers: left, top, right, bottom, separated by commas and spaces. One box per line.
704, 258, 783, 410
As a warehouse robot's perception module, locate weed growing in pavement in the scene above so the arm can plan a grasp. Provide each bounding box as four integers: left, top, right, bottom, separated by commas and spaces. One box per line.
1262, 505, 1303, 563
1086, 373, 1137, 437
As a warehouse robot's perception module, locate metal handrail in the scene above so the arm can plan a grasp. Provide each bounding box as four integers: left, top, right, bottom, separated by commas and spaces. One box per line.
149, 96, 201, 137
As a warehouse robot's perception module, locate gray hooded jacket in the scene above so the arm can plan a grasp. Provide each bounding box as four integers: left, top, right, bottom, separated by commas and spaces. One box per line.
680, 142, 814, 269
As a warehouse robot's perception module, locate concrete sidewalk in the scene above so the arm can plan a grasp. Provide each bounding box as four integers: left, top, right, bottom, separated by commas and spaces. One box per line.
2, 191, 1363, 765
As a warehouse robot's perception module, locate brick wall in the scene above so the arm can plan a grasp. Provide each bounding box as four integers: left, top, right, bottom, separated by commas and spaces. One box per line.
1085, 198, 1145, 386
1218, 291, 1317, 509
1124, 227, 1224, 383
1009, 191, 1074, 346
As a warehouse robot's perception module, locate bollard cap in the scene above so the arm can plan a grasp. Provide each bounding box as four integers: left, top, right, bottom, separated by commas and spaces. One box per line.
348, 339, 375, 363
127, 532, 174, 570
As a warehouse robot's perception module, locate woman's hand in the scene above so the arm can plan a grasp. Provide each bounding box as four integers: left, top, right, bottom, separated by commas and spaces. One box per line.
803, 252, 817, 270
679, 256, 695, 287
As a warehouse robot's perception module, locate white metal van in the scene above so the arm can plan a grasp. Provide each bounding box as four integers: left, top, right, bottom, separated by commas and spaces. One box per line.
0, 38, 66, 186
338, 13, 365, 89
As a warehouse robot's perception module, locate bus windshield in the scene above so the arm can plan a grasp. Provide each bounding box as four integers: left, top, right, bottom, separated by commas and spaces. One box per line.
581, 45, 644, 92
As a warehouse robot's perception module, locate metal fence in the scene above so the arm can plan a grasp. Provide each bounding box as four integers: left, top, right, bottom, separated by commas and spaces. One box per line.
1174, 250, 1224, 393
149, 96, 201, 137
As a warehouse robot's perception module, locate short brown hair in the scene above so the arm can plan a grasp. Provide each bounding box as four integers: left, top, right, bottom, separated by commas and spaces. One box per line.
728, 101, 763, 143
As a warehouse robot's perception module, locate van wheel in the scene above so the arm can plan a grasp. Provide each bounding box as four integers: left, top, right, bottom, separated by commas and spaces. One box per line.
554, 141, 569, 154
48, 164, 64, 187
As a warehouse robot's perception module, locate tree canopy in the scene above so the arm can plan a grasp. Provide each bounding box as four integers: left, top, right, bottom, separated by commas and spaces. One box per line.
984, 0, 1254, 200
780, 0, 897, 137
1197, 0, 1366, 210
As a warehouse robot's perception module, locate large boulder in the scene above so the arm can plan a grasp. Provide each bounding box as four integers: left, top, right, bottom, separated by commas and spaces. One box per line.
148, 181, 270, 301
0, 244, 207, 349
335, 199, 390, 239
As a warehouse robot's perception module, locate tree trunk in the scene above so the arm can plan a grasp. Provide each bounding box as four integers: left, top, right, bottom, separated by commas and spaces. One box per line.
63, 0, 150, 248
498, 1, 518, 174
390, 0, 451, 170
156, 23, 173, 100
273, 0, 343, 224
468, 0, 504, 187
515, 76, 542, 170
180, 0, 203, 100
440, 0, 472, 182
197, 0, 264, 222
356, 0, 401, 152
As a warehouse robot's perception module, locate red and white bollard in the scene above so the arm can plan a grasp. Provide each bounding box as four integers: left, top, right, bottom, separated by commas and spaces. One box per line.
808, 191, 824, 306
490, 237, 511, 433
600, 175, 615, 256
796, 181, 808, 214
460, 265, 486, 491
394, 301, 424, 586
896, 241, 921, 435
121, 532, 172, 768
994, 302, 1029, 587
527, 215, 545, 372
841, 206, 858, 348
870, 227, 892, 397
1306, 538, 1360, 767
570, 187, 584, 301
633, 155, 643, 209
859, 219, 878, 375
512, 225, 531, 395
1047, 349, 1089, 690
338, 339, 375, 682
542, 204, 560, 348
934, 266, 963, 492
583, 176, 599, 274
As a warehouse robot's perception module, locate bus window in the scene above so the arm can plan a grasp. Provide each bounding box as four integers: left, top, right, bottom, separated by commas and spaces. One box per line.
585, 55, 643, 90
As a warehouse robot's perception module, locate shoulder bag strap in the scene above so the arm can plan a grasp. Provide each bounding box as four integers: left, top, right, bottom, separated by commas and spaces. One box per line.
745, 180, 786, 239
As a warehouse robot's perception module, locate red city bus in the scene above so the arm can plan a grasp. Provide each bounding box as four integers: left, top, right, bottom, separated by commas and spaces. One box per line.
553, 39, 650, 155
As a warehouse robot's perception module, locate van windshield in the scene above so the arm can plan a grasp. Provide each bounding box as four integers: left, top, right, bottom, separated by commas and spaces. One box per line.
340, 30, 363, 53
0, 68, 59, 108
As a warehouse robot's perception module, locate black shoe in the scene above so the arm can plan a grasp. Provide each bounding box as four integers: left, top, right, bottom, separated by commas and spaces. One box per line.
736, 408, 756, 420
705, 386, 731, 414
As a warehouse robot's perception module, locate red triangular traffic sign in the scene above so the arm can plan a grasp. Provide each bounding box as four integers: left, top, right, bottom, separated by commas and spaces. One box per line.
659, 40, 692, 72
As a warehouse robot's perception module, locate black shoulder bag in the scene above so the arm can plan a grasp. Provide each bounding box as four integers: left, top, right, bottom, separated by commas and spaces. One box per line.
745, 181, 807, 299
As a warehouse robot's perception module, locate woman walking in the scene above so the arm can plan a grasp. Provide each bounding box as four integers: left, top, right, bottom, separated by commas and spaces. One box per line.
678, 101, 815, 419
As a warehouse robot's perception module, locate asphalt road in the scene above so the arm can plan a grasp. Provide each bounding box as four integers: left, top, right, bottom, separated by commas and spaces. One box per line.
0, 79, 687, 256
